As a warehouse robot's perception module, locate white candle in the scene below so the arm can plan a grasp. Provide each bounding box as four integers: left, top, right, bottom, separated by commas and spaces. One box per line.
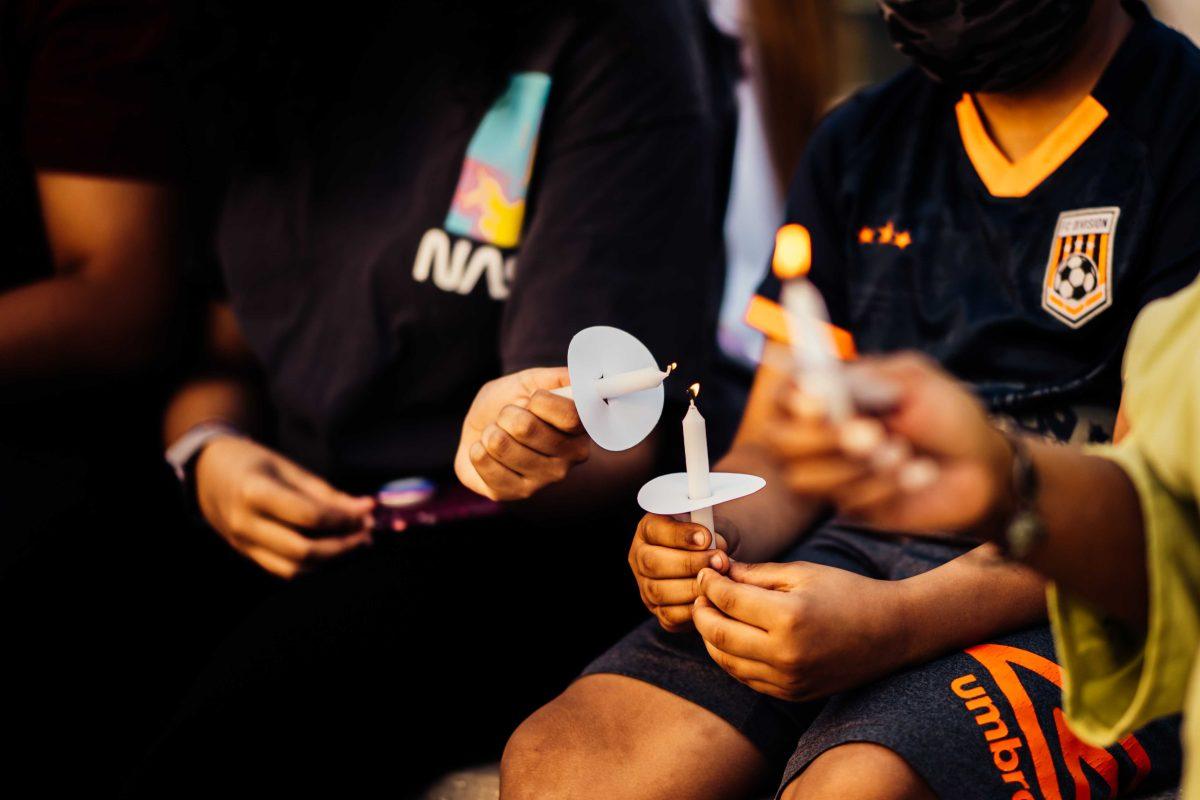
774, 225, 853, 422
594, 364, 674, 400
682, 383, 716, 548
551, 363, 675, 401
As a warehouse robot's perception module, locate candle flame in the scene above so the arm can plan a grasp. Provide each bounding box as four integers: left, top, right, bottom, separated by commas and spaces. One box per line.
688, 382, 700, 399
665, 362, 677, 376
772, 224, 812, 280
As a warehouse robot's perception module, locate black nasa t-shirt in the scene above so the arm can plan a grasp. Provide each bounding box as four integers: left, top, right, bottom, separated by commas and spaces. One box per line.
749, 0, 1200, 444
216, 1, 728, 488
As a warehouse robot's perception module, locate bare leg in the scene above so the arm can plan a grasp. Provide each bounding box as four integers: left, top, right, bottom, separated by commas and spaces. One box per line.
501, 674, 768, 800
780, 742, 935, 800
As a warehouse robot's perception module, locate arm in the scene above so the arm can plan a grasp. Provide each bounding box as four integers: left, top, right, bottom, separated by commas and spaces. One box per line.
1011, 440, 1146, 626
165, 302, 374, 580
827, 354, 1149, 629
895, 545, 1051, 658
0, 173, 177, 380
163, 301, 263, 443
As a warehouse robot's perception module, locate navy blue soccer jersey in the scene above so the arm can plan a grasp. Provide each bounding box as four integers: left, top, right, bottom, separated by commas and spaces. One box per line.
748, 0, 1200, 443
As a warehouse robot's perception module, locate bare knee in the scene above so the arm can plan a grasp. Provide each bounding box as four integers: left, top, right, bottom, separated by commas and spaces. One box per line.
780, 742, 934, 800
501, 690, 587, 800
501, 674, 765, 800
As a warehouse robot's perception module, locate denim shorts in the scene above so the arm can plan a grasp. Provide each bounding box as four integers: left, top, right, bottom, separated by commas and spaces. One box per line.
583, 524, 1182, 798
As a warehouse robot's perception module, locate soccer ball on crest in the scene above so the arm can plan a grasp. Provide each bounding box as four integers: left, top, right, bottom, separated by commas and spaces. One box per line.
1054, 252, 1099, 302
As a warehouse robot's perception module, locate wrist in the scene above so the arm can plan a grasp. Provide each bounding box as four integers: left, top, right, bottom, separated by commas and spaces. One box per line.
976, 424, 1019, 541
166, 420, 243, 481
881, 576, 922, 670
974, 423, 1049, 559
166, 421, 244, 513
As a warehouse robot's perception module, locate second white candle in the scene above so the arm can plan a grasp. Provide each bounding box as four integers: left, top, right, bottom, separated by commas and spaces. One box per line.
682, 383, 716, 549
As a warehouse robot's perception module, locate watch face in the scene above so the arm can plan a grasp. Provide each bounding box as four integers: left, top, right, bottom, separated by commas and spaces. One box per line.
1007, 512, 1045, 560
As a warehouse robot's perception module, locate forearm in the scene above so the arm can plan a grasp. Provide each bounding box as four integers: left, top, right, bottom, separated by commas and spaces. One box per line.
715, 442, 823, 562
1016, 440, 1148, 629
895, 545, 1048, 666
163, 375, 261, 446
0, 272, 171, 379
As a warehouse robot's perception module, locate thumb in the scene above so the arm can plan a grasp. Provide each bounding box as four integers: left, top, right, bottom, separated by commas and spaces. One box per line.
275, 459, 374, 520
727, 561, 796, 590
520, 366, 572, 392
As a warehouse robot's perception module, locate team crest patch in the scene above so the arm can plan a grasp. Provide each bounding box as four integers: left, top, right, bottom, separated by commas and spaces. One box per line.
1042, 207, 1119, 328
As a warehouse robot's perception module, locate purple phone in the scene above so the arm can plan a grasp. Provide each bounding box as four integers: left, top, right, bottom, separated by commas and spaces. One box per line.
373, 477, 502, 531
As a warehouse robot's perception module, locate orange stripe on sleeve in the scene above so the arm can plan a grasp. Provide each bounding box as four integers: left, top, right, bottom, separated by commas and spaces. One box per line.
743, 294, 857, 360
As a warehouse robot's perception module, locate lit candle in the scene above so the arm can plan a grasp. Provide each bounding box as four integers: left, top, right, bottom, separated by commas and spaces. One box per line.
683, 382, 716, 547
774, 225, 940, 493
773, 224, 853, 422
594, 362, 675, 400
551, 362, 675, 401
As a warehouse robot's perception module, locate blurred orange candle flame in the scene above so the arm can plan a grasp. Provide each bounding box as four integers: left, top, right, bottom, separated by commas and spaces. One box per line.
773, 224, 812, 280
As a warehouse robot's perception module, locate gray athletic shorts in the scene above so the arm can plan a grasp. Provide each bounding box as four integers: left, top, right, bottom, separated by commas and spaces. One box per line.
582, 524, 1182, 799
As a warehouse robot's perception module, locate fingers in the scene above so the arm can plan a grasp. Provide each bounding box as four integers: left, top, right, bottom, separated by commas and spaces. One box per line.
635, 543, 729, 580
632, 513, 732, 633
497, 403, 588, 459
244, 517, 372, 565
783, 456, 869, 496
247, 475, 372, 532
469, 441, 535, 500
700, 637, 779, 686
640, 577, 703, 607
692, 596, 775, 661
527, 390, 585, 435
839, 418, 886, 457
639, 514, 717, 550
833, 472, 902, 518
242, 545, 303, 580
271, 459, 375, 521
769, 418, 841, 459
863, 351, 939, 386
724, 561, 800, 591
653, 604, 695, 632
517, 366, 572, 393
481, 424, 573, 481
696, 568, 787, 628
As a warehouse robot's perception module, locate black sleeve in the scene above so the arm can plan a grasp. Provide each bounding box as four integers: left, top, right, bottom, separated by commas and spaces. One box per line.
746, 95, 865, 343
20, 0, 178, 180
1128, 113, 1200, 313
499, 0, 725, 384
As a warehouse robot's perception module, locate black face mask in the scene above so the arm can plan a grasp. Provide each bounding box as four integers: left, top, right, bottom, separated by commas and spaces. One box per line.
878, 0, 1095, 93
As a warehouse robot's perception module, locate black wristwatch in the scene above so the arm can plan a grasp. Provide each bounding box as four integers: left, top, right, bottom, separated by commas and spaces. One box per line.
994, 429, 1047, 560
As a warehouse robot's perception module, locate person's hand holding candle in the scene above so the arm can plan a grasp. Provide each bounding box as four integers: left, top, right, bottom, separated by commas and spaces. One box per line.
823, 353, 1017, 536
692, 560, 907, 701
455, 367, 592, 501
628, 512, 735, 632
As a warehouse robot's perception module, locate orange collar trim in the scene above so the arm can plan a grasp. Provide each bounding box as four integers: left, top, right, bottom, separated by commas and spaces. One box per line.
955, 93, 1109, 198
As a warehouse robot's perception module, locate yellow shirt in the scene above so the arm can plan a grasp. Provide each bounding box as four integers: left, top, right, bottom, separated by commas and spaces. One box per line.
1048, 276, 1200, 797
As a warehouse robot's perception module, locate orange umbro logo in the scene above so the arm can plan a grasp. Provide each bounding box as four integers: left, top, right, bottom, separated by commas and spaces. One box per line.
951, 644, 1150, 800
858, 221, 912, 249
